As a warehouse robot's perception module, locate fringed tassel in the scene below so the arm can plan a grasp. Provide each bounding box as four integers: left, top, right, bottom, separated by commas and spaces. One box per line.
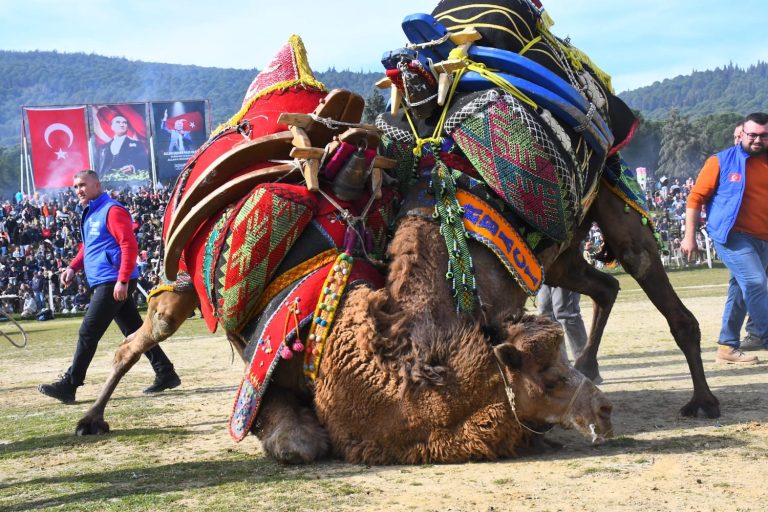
431, 156, 477, 313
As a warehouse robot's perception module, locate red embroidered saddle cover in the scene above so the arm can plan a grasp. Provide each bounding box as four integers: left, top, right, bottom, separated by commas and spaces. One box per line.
226, 189, 396, 441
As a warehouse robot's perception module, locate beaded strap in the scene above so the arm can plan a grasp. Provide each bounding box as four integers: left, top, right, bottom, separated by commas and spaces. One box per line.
431, 156, 477, 313
303, 251, 355, 380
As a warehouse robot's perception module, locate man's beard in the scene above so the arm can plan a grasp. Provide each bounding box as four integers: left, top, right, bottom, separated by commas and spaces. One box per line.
743, 143, 768, 156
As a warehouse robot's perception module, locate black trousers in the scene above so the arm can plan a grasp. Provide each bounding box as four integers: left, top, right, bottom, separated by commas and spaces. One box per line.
67, 279, 174, 386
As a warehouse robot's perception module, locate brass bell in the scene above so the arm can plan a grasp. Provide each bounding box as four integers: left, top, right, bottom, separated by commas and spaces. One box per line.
332, 146, 370, 201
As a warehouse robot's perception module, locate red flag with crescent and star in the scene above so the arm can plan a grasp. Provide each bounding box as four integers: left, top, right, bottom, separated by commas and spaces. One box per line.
26, 106, 91, 189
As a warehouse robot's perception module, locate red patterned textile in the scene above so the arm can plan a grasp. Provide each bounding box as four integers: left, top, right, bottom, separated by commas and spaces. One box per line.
163, 35, 327, 242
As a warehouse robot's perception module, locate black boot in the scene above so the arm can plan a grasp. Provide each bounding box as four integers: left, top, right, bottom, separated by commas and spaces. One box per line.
38, 373, 77, 404
143, 370, 181, 394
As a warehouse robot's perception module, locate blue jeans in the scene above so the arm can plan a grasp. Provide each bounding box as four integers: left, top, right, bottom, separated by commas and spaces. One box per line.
714, 232, 768, 347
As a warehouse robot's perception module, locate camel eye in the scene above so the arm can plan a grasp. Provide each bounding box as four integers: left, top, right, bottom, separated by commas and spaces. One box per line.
543, 374, 567, 391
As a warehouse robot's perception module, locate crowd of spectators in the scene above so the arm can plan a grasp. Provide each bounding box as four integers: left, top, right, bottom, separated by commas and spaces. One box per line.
582, 174, 715, 269
0, 185, 169, 318
0, 170, 717, 321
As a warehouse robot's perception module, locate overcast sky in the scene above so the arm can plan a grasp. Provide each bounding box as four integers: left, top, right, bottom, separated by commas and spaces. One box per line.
2, 1, 766, 93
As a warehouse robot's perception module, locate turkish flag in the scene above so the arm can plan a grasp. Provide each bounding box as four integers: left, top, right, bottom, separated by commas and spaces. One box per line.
166, 111, 204, 133
26, 107, 91, 189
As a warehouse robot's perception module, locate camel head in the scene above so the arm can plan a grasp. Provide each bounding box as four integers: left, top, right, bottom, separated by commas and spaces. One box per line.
492, 314, 613, 443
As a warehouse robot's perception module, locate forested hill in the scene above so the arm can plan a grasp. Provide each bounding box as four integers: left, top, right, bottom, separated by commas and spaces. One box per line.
619, 62, 768, 120
0, 50, 382, 147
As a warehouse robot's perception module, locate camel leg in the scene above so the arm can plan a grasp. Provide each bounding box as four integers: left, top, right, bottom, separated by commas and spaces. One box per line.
253, 385, 330, 464
593, 190, 720, 418
546, 245, 620, 383
75, 289, 199, 435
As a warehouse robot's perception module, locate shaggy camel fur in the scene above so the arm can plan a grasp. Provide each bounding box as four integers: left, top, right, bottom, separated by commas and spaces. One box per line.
237, 214, 612, 464
313, 290, 611, 464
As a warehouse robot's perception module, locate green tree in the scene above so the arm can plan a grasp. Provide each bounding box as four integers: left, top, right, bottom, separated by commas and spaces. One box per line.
0, 145, 22, 196
691, 111, 743, 157
362, 89, 387, 124
656, 110, 705, 179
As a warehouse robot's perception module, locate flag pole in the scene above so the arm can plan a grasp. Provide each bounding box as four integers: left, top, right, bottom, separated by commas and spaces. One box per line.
149, 134, 158, 192
86, 105, 95, 171
146, 101, 159, 192
21, 109, 35, 195
20, 109, 26, 195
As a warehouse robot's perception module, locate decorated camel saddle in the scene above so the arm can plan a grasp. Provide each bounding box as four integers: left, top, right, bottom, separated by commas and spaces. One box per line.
374, 1, 649, 311
157, 36, 400, 441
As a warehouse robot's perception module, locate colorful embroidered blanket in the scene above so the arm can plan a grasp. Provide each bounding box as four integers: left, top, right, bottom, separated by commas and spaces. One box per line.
209, 183, 318, 333
447, 89, 576, 243
229, 259, 384, 442
399, 174, 542, 295
226, 187, 398, 442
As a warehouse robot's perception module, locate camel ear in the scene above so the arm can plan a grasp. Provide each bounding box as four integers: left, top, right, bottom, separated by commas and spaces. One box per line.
494, 343, 523, 370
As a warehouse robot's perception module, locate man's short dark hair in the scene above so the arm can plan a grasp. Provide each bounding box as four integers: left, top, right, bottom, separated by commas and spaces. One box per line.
744, 112, 768, 125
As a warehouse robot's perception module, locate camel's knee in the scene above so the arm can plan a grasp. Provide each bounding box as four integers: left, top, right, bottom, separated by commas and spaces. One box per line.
150, 311, 180, 341
619, 246, 654, 279
147, 291, 196, 341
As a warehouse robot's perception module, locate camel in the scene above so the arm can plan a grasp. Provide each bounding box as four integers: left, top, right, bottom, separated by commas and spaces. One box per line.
76, 208, 613, 464
73, 1, 720, 466
374, 0, 720, 417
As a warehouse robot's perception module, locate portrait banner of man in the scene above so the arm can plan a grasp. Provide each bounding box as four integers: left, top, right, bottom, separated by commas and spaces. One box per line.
91, 103, 151, 188
149, 100, 209, 185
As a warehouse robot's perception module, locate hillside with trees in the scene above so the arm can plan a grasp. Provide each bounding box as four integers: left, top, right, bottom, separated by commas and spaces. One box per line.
618, 62, 768, 120
0, 51, 763, 193
0, 50, 382, 147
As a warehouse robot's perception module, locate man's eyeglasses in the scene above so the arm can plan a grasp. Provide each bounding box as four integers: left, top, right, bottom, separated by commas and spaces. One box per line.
742, 132, 768, 141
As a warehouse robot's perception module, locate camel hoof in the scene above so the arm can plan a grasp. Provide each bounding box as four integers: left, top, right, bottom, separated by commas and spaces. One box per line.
260, 428, 329, 465
256, 405, 331, 464
679, 399, 721, 419
76, 417, 111, 436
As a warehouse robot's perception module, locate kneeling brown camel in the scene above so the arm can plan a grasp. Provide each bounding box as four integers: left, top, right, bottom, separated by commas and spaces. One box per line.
75, 210, 613, 464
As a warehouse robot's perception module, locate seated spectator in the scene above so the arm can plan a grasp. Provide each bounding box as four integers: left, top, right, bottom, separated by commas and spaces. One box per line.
59, 295, 75, 314
73, 285, 90, 312
21, 292, 39, 318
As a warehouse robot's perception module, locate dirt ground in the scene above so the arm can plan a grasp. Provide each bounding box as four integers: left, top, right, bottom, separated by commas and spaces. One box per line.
1, 283, 767, 511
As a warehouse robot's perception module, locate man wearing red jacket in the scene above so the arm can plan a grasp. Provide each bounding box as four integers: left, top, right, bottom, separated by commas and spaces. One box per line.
39, 170, 180, 404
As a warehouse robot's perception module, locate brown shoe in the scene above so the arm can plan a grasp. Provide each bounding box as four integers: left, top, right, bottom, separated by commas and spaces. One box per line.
715, 346, 759, 365
740, 333, 768, 351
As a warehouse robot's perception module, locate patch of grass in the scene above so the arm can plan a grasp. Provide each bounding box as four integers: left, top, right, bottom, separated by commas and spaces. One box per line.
607, 436, 639, 448
493, 478, 513, 485
580, 466, 622, 476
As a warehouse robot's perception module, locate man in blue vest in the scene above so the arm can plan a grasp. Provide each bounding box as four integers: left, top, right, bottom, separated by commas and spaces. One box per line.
682, 112, 768, 364
38, 170, 180, 403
